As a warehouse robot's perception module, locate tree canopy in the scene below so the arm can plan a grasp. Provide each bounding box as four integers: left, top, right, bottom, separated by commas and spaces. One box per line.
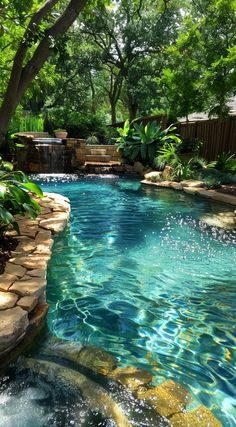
0, 0, 235, 145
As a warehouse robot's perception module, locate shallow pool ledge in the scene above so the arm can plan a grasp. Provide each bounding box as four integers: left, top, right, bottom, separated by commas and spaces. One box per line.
141, 179, 236, 207
0, 192, 70, 366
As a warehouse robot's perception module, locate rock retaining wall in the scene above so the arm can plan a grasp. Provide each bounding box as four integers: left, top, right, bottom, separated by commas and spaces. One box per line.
0, 192, 70, 361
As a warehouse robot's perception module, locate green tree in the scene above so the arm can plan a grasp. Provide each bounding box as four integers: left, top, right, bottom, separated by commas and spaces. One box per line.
158, 18, 205, 121
0, 0, 88, 149
158, 0, 236, 119
81, 0, 180, 122
197, 0, 236, 117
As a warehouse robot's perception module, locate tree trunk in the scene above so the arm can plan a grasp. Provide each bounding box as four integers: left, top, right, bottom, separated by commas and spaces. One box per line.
111, 101, 117, 124
89, 73, 96, 115
128, 94, 138, 121
0, 0, 88, 150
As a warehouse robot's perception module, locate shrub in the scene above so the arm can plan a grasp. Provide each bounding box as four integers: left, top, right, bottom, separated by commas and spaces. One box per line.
154, 143, 179, 170
0, 157, 43, 238
116, 120, 181, 165
177, 137, 203, 154
172, 159, 196, 181
208, 152, 236, 172
45, 109, 107, 141
86, 135, 100, 145
204, 177, 222, 189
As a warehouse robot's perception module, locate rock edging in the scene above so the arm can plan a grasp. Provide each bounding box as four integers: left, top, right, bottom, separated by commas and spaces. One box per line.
141, 178, 236, 230
141, 176, 236, 206
0, 192, 70, 361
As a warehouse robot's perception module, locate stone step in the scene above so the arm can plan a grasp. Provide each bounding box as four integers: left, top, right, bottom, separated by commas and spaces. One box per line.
84, 161, 121, 168
89, 149, 107, 155
85, 155, 112, 162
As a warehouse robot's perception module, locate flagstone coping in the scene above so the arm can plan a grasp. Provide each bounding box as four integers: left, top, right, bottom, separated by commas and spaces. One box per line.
0, 192, 70, 360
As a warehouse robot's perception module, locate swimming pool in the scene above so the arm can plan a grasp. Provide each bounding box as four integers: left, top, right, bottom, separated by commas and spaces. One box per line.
1, 175, 236, 426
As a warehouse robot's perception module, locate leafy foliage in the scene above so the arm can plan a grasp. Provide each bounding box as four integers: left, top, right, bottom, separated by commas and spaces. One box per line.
208, 152, 236, 172
155, 141, 207, 181
116, 120, 181, 165
0, 156, 43, 237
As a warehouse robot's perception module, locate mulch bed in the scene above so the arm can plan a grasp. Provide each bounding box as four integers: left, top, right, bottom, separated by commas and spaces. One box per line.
0, 237, 18, 274
217, 185, 236, 197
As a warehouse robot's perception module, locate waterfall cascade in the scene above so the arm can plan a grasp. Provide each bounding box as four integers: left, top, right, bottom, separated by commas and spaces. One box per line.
33, 138, 65, 173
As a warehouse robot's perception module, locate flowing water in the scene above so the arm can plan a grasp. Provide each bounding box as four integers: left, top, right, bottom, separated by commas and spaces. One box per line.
34, 139, 65, 173
0, 175, 235, 426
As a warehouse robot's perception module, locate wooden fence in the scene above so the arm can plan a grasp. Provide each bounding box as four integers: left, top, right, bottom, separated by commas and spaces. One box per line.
109, 115, 236, 160
177, 116, 236, 160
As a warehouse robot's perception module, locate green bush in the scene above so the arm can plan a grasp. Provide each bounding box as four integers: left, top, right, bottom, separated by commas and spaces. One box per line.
204, 177, 222, 189
116, 120, 181, 165
172, 159, 196, 181
86, 135, 100, 145
45, 109, 107, 141
177, 137, 203, 154
0, 157, 43, 238
154, 143, 179, 170
208, 152, 236, 172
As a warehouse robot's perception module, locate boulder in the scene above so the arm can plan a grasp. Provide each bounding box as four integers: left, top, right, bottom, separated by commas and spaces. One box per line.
23, 358, 131, 427
4, 263, 27, 278
39, 212, 69, 234
162, 166, 173, 180
9, 255, 49, 270
27, 269, 46, 279
76, 346, 117, 375
0, 307, 29, 354
133, 162, 144, 175
144, 171, 162, 182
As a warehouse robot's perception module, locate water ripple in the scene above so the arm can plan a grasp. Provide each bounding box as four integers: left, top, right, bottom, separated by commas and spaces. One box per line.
35, 176, 236, 426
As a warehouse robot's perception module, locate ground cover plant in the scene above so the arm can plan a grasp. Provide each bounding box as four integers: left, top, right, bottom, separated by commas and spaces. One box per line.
0, 156, 43, 238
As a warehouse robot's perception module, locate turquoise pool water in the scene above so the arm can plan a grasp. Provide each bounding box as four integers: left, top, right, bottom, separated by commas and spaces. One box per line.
37, 175, 235, 425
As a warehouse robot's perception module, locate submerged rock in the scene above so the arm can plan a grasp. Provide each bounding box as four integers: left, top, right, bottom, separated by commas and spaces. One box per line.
137, 379, 190, 417
200, 211, 236, 229
77, 346, 118, 375
23, 358, 132, 427
44, 341, 117, 376
169, 405, 222, 426
110, 366, 152, 391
